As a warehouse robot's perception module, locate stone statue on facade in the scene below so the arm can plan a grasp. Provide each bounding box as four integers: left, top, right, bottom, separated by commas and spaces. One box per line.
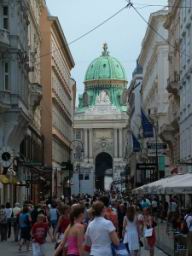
96, 90, 111, 105
83, 92, 89, 107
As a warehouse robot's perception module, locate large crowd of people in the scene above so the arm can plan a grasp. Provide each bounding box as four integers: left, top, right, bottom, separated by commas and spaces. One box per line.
0, 193, 192, 256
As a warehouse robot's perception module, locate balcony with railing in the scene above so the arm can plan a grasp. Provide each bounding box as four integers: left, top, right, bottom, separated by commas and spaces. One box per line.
167, 71, 180, 95
0, 29, 9, 48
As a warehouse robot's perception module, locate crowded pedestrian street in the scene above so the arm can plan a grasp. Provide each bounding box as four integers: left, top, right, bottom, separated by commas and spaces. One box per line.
0, 196, 171, 256
1, 0, 192, 255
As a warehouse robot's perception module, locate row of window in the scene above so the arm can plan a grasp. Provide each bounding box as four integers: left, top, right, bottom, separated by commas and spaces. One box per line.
52, 105, 72, 141
52, 72, 72, 115
180, 24, 192, 70
180, 125, 192, 160
75, 129, 82, 140
3, 6, 8, 30
4, 62, 9, 90
51, 37, 71, 88
79, 174, 89, 181
180, 75, 192, 121
180, 0, 192, 24
52, 140, 69, 164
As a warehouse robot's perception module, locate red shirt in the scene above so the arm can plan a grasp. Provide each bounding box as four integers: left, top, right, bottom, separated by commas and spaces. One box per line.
105, 208, 118, 228
32, 222, 49, 244
59, 217, 70, 233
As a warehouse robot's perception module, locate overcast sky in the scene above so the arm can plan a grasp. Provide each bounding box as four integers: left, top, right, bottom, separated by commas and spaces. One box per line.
46, 0, 168, 97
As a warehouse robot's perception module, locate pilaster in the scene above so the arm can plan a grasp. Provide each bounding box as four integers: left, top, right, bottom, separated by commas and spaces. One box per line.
114, 129, 118, 158
89, 128, 93, 159
119, 128, 123, 158
84, 129, 88, 158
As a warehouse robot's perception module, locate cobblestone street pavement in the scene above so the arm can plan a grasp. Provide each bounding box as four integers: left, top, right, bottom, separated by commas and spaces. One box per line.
0, 240, 168, 256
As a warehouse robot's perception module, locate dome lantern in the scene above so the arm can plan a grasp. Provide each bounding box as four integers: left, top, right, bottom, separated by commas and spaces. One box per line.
84, 44, 128, 86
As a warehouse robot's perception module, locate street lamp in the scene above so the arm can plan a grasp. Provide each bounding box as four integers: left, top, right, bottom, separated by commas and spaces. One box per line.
149, 109, 159, 181
70, 140, 84, 195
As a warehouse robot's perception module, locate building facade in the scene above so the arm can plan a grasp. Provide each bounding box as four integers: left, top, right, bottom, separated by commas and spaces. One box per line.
127, 61, 143, 187
72, 44, 128, 195
162, 0, 180, 172
179, 0, 192, 170
0, 0, 47, 204
18, 0, 45, 204
40, 6, 75, 198
138, 10, 170, 179
0, 0, 31, 204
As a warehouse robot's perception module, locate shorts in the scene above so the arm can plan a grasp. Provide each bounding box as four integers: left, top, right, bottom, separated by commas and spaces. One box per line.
32, 242, 46, 256
20, 227, 31, 241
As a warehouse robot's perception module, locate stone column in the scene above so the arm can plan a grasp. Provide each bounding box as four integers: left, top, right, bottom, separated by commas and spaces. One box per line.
119, 128, 123, 158
89, 129, 93, 158
84, 129, 88, 158
114, 129, 118, 158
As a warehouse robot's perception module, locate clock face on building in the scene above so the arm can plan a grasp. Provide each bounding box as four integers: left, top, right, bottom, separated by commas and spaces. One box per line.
0, 147, 14, 168
2, 152, 11, 161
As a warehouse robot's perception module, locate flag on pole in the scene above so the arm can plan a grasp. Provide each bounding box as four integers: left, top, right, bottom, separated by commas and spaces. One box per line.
141, 109, 154, 138
132, 133, 141, 152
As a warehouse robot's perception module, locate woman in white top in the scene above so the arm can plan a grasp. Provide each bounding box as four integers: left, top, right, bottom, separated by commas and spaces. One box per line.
85, 201, 119, 256
123, 207, 140, 256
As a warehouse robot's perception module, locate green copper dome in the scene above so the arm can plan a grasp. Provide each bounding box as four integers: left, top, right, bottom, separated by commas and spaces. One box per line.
85, 44, 127, 82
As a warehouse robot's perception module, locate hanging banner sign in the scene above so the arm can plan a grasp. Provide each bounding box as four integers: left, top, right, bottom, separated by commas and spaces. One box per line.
136, 163, 157, 170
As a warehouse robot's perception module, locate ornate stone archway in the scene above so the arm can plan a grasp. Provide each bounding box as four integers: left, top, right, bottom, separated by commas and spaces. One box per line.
95, 152, 113, 191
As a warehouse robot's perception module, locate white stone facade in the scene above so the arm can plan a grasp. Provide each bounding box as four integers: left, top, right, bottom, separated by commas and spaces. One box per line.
138, 10, 170, 177
72, 91, 128, 195
127, 64, 143, 186
179, 1, 192, 168
162, 0, 180, 168
0, 0, 32, 204
0, 0, 29, 154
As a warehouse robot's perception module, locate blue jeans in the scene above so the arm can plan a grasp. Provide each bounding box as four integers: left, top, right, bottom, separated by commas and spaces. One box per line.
51, 220, 57, 231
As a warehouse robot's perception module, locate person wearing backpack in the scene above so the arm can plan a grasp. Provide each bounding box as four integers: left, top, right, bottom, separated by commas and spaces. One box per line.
0, 205, 8, 241
18, 205, 32, 252
184, 209, 192, 256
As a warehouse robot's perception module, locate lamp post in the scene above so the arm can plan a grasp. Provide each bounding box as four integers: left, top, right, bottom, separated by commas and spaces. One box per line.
70, 140, 84, 195
154, 121, 159, 181
149, 109, 159, 181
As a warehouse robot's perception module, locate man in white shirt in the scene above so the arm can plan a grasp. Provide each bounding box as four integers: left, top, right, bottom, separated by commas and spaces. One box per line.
13, 203, 21, 217
85, 201, 119, 256
13, 203, 21, 242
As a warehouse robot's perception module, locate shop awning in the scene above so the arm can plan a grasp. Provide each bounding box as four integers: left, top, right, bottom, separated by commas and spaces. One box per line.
159, 173, 192, 194
132, 173, 192, 195
11, 177, 19, 185
0, 175, 10, 184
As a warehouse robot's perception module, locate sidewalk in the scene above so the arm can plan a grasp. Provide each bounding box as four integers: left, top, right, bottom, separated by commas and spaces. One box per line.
0, 240, 168, 256
141, 247, 167, 255
0, 241, 54, 256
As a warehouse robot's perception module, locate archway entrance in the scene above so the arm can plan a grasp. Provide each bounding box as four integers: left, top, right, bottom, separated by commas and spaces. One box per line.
95, 152, 113, 191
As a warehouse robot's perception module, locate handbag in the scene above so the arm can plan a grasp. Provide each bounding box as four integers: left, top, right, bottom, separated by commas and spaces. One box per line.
144, 228, 153, 238
112, 242, 130, 256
